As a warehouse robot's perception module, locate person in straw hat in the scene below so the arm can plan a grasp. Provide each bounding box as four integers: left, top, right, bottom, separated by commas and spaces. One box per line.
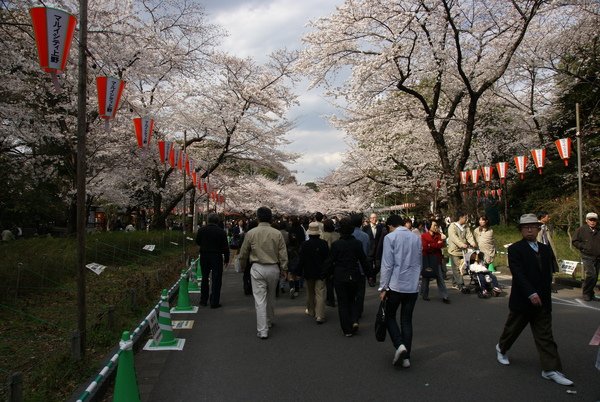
296, 221, 330, 324
495, 214, 573, 386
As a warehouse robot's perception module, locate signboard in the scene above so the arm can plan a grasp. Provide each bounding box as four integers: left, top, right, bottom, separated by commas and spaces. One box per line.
172, 320, 194, 329
147, 310, 162, 344
85, 263, 106, 275
143, 244, 155, 252
559, 260, 578, 275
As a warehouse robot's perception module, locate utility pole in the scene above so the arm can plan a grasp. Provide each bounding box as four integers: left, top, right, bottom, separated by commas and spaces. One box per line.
182, 130, 187, 263
575, 103, 583, 227
76, 0, 89, 358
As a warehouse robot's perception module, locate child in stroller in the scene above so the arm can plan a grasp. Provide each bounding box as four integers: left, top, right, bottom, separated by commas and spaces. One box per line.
463, 250, 502, 298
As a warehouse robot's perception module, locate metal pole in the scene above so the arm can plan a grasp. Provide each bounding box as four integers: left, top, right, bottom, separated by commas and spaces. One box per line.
575, 103, 583, 227
76, 0, 89, 358
206, 175, 210, 215
182, 130, 187, 263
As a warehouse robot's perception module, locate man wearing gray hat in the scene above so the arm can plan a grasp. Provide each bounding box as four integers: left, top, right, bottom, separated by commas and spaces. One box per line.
572, 212, 600, 302
495, 214, 573, 386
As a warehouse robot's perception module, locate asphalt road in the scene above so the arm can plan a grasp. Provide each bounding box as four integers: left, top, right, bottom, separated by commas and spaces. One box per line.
135, 268, 600, 402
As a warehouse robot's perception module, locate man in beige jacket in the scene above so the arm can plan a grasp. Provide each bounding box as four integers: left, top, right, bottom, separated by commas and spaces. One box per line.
447, 212, 477, 291
238, 207, 288, 339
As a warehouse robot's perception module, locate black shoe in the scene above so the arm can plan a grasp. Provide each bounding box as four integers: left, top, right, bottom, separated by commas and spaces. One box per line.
210, 304, 222, 309
368, 278, 376, 287
199, 302, 208, 307
422, 296, 430, 301
443, 298, 450, 304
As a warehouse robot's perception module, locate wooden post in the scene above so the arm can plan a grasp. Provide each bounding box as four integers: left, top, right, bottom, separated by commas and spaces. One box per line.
7, 372, 23, 402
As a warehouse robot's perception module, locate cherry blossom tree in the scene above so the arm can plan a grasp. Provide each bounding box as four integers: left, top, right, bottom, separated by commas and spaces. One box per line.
298, 0, 548, 212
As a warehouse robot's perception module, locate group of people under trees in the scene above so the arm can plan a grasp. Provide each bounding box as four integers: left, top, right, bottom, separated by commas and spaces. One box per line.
195, 206, 599, 387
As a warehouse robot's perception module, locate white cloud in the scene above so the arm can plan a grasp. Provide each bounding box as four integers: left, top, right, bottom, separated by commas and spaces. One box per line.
204, 0, 348, 182
285, 151, 343, 184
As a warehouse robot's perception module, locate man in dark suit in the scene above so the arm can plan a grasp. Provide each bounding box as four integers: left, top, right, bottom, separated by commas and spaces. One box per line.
362, 212, 384, 287
196, 213, 230, 308
495, 214, 573, 386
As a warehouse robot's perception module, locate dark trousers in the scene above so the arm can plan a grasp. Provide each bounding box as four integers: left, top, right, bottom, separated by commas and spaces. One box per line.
243, 263, 252, 295
475, 272, 500, 290
385, 291, 418, 358
326, 276, 336, 305
200, 253, 223, 307
355, 276, 366, 319
581, 256, 600, 298
334, 281, 361, 334
498, 308, 562, 371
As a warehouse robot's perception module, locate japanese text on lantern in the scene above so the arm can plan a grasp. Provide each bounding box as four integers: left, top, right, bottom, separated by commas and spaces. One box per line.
143, 119, 150, 144
107, 81, 117, 113
50, 14, 62, 63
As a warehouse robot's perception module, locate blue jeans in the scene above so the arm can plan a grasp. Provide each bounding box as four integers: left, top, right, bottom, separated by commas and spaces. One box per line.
385, 291, 418, 358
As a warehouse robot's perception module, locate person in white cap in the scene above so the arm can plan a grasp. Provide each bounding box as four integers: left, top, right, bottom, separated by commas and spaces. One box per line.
495, 214, 573, 386
572, 212, 600, 302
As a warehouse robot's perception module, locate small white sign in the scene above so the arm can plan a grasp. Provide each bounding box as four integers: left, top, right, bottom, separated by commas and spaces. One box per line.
172, 320, 194, 329
559, 260, 578, 275
148, 310, 162, 344
170, 241, 179, 246
143, 244, 156, 252
86, 263, 106, 275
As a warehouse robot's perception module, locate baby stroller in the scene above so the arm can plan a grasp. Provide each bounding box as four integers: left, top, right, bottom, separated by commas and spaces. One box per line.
461, 250, 502, 298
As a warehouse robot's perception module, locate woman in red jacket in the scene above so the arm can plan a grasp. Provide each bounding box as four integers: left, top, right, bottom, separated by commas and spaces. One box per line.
421, 220, 450, 304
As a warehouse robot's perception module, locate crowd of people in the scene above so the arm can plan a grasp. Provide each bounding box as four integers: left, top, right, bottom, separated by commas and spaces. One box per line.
193, 207, 599, 386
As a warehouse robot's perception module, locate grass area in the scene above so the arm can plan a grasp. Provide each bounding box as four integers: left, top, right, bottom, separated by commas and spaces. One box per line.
0, 230, 197, 402
482, 224, 582, 278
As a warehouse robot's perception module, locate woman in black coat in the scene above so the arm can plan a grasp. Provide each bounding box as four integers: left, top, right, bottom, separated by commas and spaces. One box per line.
326, 217, 370, 336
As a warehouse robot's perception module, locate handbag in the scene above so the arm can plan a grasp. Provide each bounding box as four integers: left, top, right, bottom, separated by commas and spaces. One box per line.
421, 254, 439, 279
374, 299, 387, 342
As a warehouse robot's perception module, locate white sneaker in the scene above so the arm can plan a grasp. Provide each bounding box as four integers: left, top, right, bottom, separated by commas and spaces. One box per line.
496, 344, 509, 365
402, 358, 411, 368
393, 344, 407, 366
541, 371, 573, 386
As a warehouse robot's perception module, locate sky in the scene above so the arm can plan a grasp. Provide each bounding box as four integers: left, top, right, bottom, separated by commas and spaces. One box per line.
202, 0, 347, 184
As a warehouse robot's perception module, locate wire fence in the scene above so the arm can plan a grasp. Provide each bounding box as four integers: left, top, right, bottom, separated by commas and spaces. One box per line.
0, 231, 197, 401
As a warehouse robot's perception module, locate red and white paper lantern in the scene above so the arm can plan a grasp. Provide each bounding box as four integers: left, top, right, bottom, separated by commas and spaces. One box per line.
158, 141, 172, 164
96, 76, 125, 129
481, 166, 494, 184
460, 171, 470, 186
530, 148, 546, 175
133, 117, 154, 148
29, 7, 77, 89
496, 162, 508, 184
470, 169, 480, 185
514, 156, 528, 180
555, 138, 572, 166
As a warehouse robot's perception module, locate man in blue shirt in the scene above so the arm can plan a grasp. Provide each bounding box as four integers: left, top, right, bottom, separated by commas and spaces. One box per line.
378, 215, 422, 368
